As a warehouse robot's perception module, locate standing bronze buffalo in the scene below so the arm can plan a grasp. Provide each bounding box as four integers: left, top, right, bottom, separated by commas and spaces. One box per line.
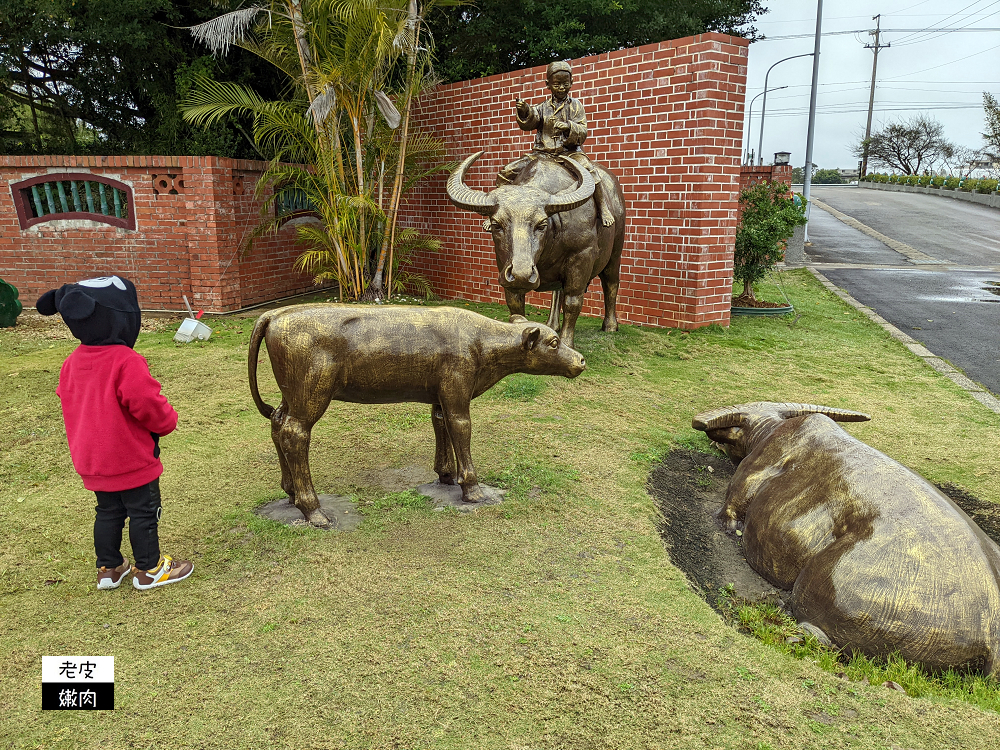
693, 401, 1000, 675
249, 304, 586, 525
446, 151, 625, 349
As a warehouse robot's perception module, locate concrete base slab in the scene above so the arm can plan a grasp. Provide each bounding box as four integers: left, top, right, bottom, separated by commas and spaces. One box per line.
416, 481, 506, 512
255, 494, 362, 531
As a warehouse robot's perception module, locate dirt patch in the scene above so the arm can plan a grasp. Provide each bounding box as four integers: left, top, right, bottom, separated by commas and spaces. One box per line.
649, 449, 1000, 615
938, 482, 1000, 545
730, 293, 791, 309
354, 464, 437, 493
650, 449, 784, 610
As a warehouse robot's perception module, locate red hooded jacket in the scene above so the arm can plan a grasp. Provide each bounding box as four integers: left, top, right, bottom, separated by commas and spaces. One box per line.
57, 345, 178, 492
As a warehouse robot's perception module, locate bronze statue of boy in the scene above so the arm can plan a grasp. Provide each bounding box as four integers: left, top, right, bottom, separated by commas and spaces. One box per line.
500, 60, 615, 227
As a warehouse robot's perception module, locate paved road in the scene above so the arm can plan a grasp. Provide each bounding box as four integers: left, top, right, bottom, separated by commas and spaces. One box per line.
805, 186, 1000, 395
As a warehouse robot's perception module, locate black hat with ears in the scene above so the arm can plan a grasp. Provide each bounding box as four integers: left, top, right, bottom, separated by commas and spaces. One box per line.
35, 275, 141, 348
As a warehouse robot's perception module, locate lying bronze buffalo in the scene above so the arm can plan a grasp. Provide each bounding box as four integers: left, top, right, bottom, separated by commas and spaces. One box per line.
693, 402, 1000, 675
249, 305, 586, 525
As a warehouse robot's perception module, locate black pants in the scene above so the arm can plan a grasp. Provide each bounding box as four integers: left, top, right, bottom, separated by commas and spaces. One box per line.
94, 478, 161, 571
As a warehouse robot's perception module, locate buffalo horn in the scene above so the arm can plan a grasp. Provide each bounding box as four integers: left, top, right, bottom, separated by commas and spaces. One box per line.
447, 152, 499, 217
693, 402, 871, 433
545, 158, 596, 215
692, 405, 747, 432
775, 403, 871, 422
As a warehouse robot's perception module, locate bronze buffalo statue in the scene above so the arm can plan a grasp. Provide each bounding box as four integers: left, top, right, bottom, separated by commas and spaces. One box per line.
249, 304, 586, 525
693, 401, 1000, 675
446, 151, 625, 349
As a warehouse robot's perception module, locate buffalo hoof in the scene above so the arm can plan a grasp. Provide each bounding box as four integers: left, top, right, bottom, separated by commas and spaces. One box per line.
436, 474, 457, 486
461, 484, 488, 504
799, 622, 832, 646
602, 320, 618, 333
305, 508, 330, 527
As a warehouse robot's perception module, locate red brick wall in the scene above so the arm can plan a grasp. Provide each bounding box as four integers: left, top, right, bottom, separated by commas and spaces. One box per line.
0, 155, 325, 312
398, 33, 749, 329
1, 33, 749, 323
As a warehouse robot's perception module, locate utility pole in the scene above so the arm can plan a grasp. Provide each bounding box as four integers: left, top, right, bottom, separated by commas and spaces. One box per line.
802, 0, 823, 243
861, 14, 890, 178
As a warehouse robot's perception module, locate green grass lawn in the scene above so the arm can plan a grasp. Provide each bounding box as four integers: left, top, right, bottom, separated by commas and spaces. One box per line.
2, 269, 998, 749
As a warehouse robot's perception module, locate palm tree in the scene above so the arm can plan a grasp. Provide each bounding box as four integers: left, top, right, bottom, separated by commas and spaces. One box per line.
180, 0, 457, 301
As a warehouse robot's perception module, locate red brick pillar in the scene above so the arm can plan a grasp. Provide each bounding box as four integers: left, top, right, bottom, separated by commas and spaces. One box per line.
183, 157, 241, 311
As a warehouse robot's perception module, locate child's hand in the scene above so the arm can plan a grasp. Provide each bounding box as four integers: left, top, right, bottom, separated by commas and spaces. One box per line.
552, 121, 570, 133
514, 98, 530, 117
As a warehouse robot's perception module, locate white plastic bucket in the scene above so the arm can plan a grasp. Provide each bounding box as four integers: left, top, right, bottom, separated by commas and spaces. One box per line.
174, 317, 212, 343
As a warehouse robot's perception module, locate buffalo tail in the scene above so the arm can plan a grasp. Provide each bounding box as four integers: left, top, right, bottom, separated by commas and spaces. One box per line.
248, 312, 275, 419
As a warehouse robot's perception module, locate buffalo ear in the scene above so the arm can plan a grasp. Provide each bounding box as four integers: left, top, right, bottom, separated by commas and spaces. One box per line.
36, 289, 58, 316
57, 288, 96, 320
509, 314, 528, 323
521, 326, 541, 351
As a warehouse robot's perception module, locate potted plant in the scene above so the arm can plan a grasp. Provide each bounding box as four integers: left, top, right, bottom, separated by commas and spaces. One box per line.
731, 180, 807, 316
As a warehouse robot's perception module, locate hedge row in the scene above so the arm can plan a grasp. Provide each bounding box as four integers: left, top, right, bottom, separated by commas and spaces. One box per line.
861, 173, 998, 193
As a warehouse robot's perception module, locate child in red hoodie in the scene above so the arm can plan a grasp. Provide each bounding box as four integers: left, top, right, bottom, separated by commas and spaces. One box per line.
37, 276, 193, 590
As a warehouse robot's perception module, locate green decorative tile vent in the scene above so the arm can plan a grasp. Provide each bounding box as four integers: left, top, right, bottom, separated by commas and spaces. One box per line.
274, 187, 319, 221
12, 173, 135, 230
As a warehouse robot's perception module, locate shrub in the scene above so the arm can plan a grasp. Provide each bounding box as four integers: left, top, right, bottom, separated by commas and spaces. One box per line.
905, 174, 920, 186
918, 174, 932, 187
977, 178, 998, 193
945, 176, 961, 189
876, 173, 890, 183
734, 180, 807, 303
931, 175, 946, 187
961, 178, 979, 192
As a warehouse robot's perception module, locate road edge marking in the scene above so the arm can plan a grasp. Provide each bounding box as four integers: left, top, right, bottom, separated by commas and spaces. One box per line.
810, 197, 946, 265
807, 266, 1000, 415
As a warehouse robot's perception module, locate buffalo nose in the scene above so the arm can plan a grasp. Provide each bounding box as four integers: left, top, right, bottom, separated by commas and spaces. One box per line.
527, 267, 539, 285
503, 264, 516, 283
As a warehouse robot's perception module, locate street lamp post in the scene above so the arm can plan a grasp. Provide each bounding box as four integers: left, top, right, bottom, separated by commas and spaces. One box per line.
745, 87, 787, 165
758, 53, 814, 166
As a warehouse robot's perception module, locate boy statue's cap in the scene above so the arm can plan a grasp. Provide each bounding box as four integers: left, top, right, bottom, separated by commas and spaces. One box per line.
36, 275, 141, 348
546, 60, 572, 79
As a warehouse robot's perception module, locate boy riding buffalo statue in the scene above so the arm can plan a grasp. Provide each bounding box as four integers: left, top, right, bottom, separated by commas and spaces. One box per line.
447, 61, 626, 349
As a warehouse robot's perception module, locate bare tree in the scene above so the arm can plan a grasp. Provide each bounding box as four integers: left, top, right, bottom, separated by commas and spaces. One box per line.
853, 115, 954, 174
941, 144, 986, 179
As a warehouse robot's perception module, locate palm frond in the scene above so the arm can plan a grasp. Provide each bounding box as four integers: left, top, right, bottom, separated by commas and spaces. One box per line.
180, 78, 272, 126
372, 89, 401, 129
307, 84, 338, 125
188, 6, 270, 56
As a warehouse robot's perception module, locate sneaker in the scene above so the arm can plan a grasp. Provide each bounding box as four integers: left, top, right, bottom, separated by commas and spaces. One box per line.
132, 555, 193, 590
97, 561, 131, 590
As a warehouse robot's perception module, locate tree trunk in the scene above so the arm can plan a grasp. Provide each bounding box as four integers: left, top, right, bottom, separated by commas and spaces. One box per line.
371, 0, 420, 300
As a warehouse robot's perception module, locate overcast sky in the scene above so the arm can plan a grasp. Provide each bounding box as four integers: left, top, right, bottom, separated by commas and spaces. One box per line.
745, 0, 1000, 170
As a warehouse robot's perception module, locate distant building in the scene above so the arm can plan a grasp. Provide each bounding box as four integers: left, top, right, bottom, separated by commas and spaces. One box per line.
838, 168, 860, 181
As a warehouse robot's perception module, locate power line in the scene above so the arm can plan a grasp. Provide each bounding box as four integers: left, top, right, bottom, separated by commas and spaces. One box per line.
757, 26, 1000, 41
748, 80, 1000, 93
892, 0, 999, 44
764, 104, 986, 117
757, 12, 960, 24
883, 41, 1000, 78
